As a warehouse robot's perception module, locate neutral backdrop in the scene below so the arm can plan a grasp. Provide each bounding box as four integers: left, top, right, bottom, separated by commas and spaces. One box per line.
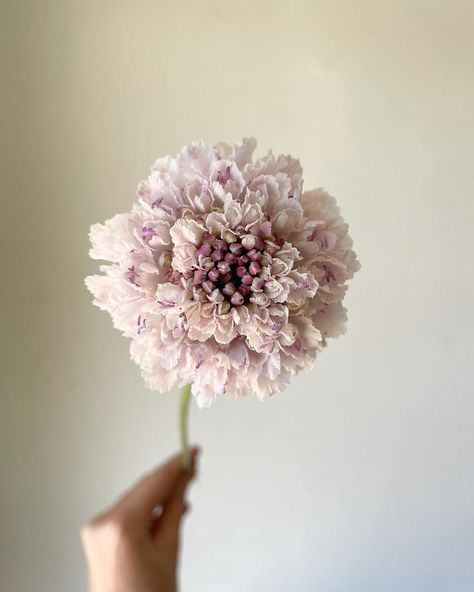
2, 1, 474, 591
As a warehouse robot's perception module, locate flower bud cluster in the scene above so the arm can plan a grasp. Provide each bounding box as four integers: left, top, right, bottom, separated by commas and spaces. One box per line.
184, 231, 277, 306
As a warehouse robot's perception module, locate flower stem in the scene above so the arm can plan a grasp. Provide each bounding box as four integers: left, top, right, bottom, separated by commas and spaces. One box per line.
179, 383, 192, 470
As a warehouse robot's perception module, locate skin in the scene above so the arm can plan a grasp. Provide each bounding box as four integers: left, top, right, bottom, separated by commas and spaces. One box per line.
81, 448, 200, 592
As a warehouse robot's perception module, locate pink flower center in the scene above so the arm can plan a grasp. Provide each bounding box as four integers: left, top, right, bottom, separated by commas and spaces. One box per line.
186, 231, 271, 306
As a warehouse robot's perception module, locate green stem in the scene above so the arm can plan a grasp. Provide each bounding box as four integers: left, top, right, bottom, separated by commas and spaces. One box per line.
179, 383, 192, 470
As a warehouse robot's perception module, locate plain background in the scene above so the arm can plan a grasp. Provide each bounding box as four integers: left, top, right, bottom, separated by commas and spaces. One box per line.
2, 1, 474, 591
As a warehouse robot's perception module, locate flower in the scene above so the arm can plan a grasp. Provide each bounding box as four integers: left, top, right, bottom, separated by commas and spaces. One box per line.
85, 138, 360, 407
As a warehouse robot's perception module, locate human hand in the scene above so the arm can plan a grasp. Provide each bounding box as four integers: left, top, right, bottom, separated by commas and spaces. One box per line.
81, 448, 199, 592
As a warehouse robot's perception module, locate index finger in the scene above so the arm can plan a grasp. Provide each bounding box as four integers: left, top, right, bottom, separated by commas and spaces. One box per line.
112, 448, 199, 526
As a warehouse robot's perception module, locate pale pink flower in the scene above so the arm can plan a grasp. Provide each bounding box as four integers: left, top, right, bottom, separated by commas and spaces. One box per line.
85, 138, 360, 407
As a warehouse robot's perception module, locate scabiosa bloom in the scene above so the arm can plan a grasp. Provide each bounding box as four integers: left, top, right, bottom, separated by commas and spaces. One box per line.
86, 138, 360, 408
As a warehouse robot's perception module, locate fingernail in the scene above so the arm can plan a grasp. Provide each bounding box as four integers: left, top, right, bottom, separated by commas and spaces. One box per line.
191, 446, 201, 458
190, 447, 201, 467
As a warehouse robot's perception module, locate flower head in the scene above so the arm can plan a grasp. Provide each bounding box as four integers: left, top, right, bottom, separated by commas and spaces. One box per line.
86, 138, 360, 407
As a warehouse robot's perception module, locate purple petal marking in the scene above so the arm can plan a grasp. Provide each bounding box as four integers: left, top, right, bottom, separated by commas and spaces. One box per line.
272, 321, 284, 333
217, 165, 231, 185
126, 266, 139, 286
307, 227, 328, 248
296, 279, 310, 290
137, 315, 147, 334
201, 184, 211, 196
156, 299, 175, 308
141, 226, 156, 239
151, 196, 164, 208
259, 338, 276, 351
323, 264, 336, 283
179, 311, 187, 330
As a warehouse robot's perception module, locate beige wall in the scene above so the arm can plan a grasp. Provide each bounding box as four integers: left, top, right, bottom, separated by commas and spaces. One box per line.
2, 1, 474, 591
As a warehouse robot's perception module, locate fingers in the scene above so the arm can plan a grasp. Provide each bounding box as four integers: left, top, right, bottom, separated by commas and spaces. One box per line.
154, 466, 194, 552
111, 447, 199, 528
